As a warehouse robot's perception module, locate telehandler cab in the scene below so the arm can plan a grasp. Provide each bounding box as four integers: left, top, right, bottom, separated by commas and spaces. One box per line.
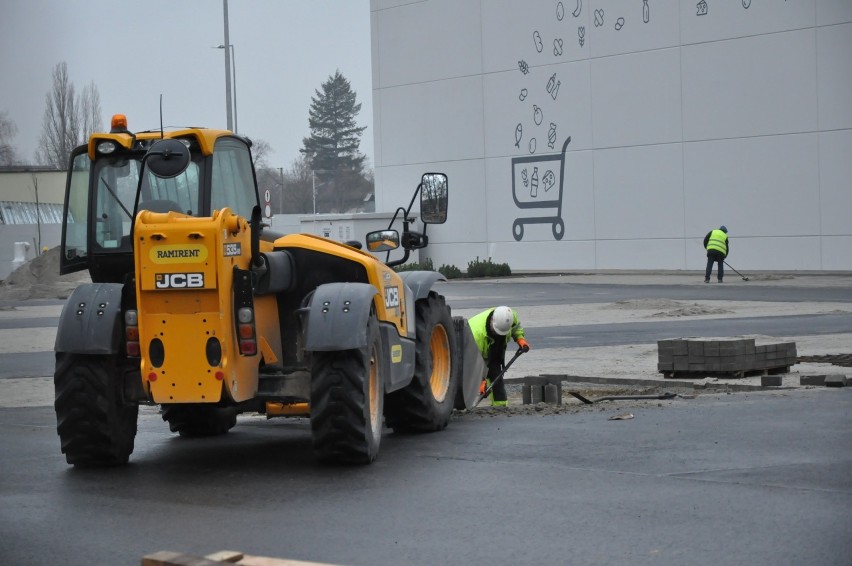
54, 115, 481, 466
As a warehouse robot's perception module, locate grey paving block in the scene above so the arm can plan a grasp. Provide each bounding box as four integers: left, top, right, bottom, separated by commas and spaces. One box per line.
799, 374, 826, 386
824, 374, 849, 387
761, 374, 783, 386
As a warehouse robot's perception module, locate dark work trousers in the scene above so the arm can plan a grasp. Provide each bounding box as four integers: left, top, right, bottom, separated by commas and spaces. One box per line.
486, 337, 509, 403
705, 250, 725, 281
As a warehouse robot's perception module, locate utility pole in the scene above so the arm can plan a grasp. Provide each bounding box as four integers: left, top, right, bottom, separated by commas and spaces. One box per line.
222, 0, 233, 131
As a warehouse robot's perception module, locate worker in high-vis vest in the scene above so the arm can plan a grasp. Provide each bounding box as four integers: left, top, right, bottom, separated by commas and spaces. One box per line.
703, 226, 729, 283
468, 306, 530, 406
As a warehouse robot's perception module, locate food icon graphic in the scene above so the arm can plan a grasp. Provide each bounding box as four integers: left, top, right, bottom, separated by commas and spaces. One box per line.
542, 169, 555, 192
514, 123, 523, 148
533, 31, 544, 53
530, 167, 539, 197
546, 73, 561, 100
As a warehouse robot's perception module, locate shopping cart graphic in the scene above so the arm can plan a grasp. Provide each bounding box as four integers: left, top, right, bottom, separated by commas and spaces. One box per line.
510, 136, 570, 241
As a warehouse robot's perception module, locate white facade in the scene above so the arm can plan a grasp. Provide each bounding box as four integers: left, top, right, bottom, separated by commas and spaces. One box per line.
369, 0, 852, 271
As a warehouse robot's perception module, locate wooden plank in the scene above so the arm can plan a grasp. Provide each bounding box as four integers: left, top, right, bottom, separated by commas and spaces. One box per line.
142, 550, 224, 566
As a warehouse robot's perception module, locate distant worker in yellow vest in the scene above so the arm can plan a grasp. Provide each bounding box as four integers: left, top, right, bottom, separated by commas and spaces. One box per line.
703, 226, 729, 283
467, 306, 530, 407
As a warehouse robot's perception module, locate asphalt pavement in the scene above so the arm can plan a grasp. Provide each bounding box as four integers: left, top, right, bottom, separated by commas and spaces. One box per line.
0, 271, 850, 565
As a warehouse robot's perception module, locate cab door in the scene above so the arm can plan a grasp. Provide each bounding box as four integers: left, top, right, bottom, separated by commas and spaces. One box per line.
59, 147, 91, 275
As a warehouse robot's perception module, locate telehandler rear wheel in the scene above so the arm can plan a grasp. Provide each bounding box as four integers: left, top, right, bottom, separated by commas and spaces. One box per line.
54, 353, 139, 466
385, 292, 457, 432
161, 404, 238, 437
311, 314, 385, 464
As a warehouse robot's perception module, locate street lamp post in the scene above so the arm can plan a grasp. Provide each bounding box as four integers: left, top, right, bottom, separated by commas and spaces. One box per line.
221, 0, 232, 131
216, 44, 238, 134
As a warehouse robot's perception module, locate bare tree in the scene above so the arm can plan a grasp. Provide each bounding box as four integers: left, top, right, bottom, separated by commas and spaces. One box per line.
250, 138, 272, 171
278, 155, 315, 214
79, 81, 103, 140
0, 110, 18, 165
36, 62, 81, 169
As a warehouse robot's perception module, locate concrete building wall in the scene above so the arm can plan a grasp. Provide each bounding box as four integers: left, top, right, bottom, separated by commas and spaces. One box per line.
369, 0, 852, 271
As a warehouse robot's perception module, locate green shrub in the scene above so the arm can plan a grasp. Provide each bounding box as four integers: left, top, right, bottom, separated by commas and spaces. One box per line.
393, 257, 434, 272
438, 264, 463, 279
466, 256, 512, 278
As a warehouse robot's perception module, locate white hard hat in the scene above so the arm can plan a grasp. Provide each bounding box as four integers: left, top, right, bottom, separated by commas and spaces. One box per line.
490, 306, 514, 336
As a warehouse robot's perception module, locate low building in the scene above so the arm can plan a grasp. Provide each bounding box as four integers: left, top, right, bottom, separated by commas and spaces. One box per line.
0, 166, 65, 280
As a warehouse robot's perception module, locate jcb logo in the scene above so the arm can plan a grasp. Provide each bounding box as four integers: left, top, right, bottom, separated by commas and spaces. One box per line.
155, 273, 205, 289
384, 286, 400, 309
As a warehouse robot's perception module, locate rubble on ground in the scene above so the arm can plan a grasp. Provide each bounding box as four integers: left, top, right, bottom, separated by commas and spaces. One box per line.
0, 246, 90, 300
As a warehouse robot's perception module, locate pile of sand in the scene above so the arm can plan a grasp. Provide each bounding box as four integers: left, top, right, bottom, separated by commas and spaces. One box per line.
0, 246, 90, 300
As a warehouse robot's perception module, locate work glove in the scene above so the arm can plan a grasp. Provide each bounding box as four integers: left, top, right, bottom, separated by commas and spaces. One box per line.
479, 379, 487, 395
517, 338, 530, 353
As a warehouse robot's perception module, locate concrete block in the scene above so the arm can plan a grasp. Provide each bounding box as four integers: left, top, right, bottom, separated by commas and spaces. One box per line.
530, 384, 544, 403
522, 384, 532, 404
825, 374, 849, 387
671, 340, 689, 355
688, 342, 704, 357
704, 341, 720, 355
544, 384, 561, 405
799, 374, 826, 386
673, 357, 690, 371
658, 361, 673, 371
761, 374, 783, 387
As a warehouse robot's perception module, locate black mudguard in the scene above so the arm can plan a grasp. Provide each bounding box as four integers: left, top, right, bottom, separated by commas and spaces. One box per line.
397, 270, 446, 302
304, 282, 379, 351
453, 316, 487, 409
54, 283, 124, 355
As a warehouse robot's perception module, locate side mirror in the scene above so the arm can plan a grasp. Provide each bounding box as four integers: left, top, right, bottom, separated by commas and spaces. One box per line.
420, 172, 448, 224
146, 139, 190, 178
366, 229, 400, 253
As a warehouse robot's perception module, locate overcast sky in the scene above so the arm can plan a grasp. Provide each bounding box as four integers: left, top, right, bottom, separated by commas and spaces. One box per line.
0, 0, 373, 170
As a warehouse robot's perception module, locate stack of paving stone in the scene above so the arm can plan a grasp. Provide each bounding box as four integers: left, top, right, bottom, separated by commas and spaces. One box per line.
657, 337, 797, 379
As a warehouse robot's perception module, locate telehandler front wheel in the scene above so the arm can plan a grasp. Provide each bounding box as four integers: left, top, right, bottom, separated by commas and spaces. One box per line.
311, 314, 385, 464
54, 353, 139, 466
161, 404, 238, 437
385, 292, 458, 432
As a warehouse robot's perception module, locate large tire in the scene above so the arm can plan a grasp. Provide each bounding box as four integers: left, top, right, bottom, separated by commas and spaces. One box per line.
310, 314, 384, 464
161, 404, 238, 437
54, 353, 139, 467
385, 292, 458, 432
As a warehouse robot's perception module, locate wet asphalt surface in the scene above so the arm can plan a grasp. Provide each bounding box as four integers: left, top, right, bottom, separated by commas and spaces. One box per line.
1, 279, 851, 565
2, 392, 851, 566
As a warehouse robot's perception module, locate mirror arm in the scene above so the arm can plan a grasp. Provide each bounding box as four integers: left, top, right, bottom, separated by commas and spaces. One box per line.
403, 182, 423, 221
385, 246, 410, 268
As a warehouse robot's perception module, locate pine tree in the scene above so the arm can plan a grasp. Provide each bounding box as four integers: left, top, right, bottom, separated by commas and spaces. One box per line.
300, 70, 370, 213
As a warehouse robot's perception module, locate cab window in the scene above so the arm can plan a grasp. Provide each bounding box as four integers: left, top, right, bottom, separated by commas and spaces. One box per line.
92, 156, 140, 250
210, 137, 257, 219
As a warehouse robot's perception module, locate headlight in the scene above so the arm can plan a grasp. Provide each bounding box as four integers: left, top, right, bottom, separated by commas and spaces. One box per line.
97, 141, 116, 154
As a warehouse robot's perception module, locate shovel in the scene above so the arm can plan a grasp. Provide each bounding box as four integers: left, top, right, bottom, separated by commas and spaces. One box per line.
473, 347, 525, 408
568, 391, 678, 404
723, 260, 750, 281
